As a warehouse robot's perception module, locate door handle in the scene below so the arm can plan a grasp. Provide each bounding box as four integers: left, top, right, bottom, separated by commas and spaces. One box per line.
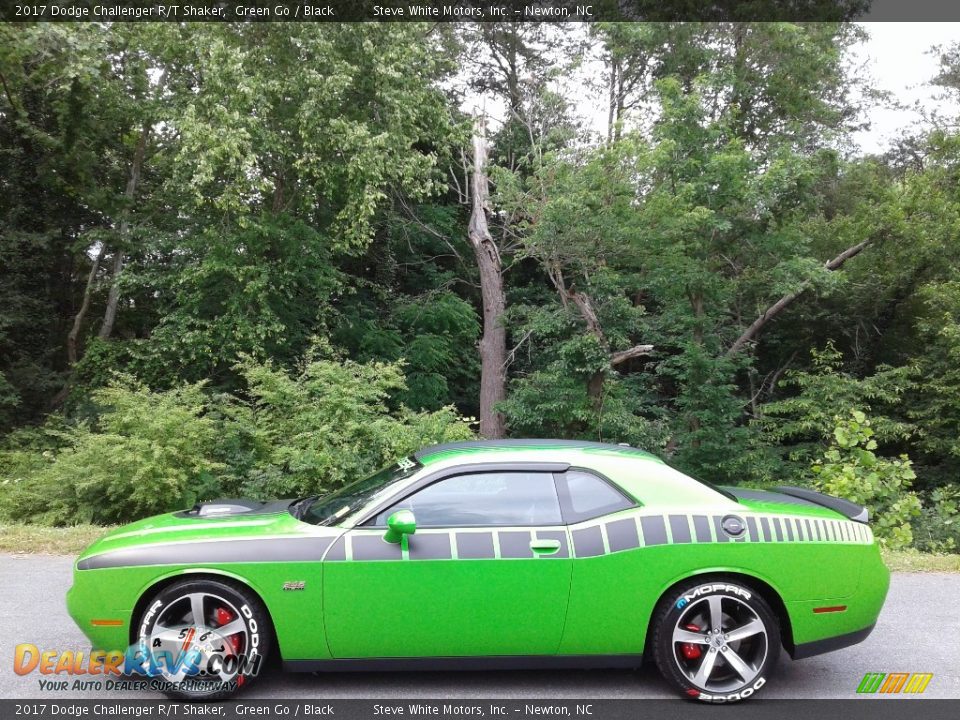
530, 539, 561, 555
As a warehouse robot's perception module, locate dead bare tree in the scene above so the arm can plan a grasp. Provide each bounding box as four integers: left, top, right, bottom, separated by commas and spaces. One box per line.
468, 117, 507, 439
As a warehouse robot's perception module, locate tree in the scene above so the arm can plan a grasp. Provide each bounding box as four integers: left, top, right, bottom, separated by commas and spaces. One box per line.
468, 119, 507, 438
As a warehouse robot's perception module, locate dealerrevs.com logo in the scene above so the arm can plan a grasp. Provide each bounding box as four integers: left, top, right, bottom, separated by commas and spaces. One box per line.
14, 627, 262, 694
856, 672, 934, 694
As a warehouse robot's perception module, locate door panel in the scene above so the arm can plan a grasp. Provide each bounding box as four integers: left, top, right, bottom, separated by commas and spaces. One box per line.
323, 526, 571, 658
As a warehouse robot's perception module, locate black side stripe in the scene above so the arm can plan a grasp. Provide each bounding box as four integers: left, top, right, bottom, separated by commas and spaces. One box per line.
456, 532, 495, 559
536, 530, 569, 558
326, 536, 346, 561
408, 533, 452, 560
572, 525, 605, 557
352, 534, 401, 561
498, 530, 533, 559
759, 517, 772, 542
77, 536, 334, 570
693, 515, 711, 542
607, 518, 640, 552
745, 516, 759, 542
641, 516, 668, 546
668, 515, 691, 544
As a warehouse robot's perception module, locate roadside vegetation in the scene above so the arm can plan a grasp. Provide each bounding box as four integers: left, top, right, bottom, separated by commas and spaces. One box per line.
2, 24, 960, 558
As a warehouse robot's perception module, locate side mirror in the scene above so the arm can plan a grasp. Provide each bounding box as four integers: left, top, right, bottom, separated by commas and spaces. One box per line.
384, 509, 416, 544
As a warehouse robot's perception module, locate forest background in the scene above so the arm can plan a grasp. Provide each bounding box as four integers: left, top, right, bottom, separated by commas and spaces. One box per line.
2, 22, 959, 555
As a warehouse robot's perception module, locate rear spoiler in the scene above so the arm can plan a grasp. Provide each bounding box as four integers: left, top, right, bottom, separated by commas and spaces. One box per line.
774, 486, 869, 523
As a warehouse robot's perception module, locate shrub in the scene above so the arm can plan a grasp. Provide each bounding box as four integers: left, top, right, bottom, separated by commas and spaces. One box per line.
812, 410, 921, 550
235, 356, 474, 499
1, 379, 223, 525
912, 485, 960, 553
0, 355, 475, 526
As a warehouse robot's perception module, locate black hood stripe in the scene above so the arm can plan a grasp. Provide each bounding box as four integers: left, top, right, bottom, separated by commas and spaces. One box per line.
77, 536, 334, 570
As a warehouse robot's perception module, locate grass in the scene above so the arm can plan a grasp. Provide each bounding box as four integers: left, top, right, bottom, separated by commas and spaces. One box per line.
0, 522, 113, 554
881, 548, 960, 572
0, 523, 959, 571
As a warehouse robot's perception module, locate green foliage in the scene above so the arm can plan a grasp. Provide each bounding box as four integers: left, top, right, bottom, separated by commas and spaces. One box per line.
0, 357, 474, 525
233, 356, 474, 499
759, 343, 915, 481
3, 23, 960, 555
334, 290, 480, 412
1, 380, 223, 525
903, 282, 960, 477
911, 486, 960, 554
812, 411, 921, 550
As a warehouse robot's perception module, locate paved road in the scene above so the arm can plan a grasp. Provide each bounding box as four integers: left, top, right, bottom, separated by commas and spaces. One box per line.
0, 554, 956, 700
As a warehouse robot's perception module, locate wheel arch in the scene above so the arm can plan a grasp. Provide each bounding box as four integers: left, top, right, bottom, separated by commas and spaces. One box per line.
644, 569, 795, 656
128, 569, 280, 659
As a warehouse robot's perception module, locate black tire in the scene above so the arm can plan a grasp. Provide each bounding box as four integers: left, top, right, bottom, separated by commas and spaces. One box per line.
651, 577, 780, 703
134, 577, 271, 700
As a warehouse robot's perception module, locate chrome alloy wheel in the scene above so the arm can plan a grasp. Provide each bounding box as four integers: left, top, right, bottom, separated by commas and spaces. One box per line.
140, 591, 249, 688
671, 594, 769, 693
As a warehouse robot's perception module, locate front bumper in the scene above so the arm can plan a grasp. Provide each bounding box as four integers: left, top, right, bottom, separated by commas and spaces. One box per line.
67, 566, 132, 651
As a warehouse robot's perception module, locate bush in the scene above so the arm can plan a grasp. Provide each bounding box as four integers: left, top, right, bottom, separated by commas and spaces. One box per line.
1, 379, 223, 525
812, 410, 921, 550
912, 485, 960, 553
0, 356, 476, 526
235, 356, 474, 499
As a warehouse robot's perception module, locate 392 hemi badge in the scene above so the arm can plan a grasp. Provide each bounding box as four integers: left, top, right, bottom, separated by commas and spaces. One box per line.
282, 581, 306, 591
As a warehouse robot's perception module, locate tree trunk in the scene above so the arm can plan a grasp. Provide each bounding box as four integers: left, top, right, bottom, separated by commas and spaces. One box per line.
726, 239, 871, 356
607, 58, 618, 145
66, 244, 106, 365
546, 270, 653, 402
468, 119, 507, 439
99, 122, 150, 341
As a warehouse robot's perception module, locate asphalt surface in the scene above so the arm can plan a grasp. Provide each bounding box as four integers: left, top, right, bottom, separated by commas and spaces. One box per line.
0, 554, 957, 700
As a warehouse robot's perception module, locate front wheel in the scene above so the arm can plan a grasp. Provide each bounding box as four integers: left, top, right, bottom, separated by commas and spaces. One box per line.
651, 578, 780, 702
134, 578, 270, 700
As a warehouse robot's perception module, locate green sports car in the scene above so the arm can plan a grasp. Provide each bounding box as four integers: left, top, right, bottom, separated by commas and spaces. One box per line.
67, 440, 889, 702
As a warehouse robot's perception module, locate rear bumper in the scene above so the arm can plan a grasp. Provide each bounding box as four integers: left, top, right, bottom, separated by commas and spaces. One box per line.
790, 622, 876, 659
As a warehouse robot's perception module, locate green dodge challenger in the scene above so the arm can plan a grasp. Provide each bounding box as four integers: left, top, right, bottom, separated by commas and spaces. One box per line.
67, 440, 889, 702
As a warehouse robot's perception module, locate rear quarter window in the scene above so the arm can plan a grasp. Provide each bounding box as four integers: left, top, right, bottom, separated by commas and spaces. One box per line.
558, 470, 634, 524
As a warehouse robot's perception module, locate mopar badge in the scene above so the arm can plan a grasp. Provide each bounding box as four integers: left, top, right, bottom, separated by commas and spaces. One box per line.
282, 581, 306, 591
721, 515, 746, 537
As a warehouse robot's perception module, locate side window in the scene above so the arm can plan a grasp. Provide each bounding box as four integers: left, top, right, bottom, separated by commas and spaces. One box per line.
557, 470, 634, 523
372, 472, 562, 528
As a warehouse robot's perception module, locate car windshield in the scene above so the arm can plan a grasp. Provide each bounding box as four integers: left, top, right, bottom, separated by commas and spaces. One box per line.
299, 458, 422, 526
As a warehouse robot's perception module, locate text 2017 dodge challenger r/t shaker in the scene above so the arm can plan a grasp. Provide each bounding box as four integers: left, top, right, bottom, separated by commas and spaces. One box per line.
67, 440, 889, 702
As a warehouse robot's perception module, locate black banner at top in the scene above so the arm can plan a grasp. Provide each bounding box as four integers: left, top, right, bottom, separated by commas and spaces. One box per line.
2, 0, 958, 23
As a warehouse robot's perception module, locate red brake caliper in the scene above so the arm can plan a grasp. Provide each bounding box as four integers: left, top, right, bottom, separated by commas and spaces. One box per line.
681, 623, 702, 660
215, 606, 246, 686
215, 607, 243, 654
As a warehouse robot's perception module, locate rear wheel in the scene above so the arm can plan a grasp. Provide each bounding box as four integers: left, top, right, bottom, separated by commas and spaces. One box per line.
651, 578, 780, 702
134, 578, 270, 700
